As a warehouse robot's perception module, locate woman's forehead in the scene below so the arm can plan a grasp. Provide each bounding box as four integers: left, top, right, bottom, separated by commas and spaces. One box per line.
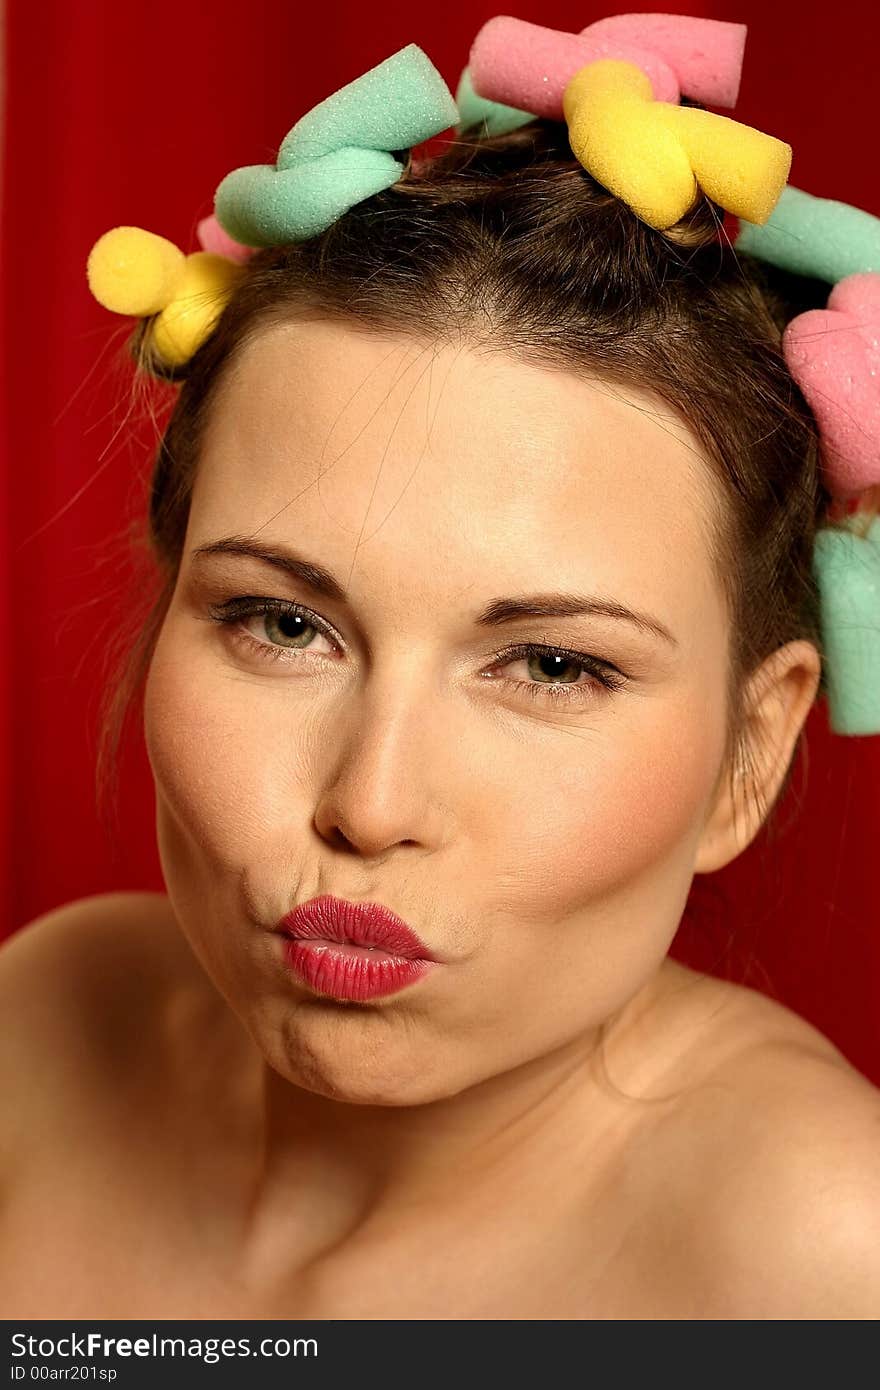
192, 319, 721, 611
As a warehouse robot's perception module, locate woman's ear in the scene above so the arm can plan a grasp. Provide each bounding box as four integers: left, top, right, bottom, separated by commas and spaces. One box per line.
694, 640, 822, 874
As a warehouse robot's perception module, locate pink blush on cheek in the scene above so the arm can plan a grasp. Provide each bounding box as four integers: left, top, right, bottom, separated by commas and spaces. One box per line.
501, 723, 723, 911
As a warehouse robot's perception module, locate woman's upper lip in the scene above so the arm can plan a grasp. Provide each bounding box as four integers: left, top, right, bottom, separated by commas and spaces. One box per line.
278, 894, 441, 962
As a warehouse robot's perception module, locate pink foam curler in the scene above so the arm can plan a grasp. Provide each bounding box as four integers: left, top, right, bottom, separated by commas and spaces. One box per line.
468, 17, 680, 118
468, 14, 747, 123
783, 272, 880, 499
581, 14, 747, 109
196, 214, 256, 264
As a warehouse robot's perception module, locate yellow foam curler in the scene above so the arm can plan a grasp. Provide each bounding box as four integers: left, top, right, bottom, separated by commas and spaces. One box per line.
563, 59, 792, 231
151, 252, 244, 368
87, 227, 186, 317
87, 227, 245, 369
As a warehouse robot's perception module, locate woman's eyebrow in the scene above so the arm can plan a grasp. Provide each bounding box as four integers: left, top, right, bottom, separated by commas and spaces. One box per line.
191, 536, 678, 647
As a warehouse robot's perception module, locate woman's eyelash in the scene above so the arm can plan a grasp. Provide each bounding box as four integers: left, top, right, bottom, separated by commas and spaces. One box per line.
206, 596, 627, 703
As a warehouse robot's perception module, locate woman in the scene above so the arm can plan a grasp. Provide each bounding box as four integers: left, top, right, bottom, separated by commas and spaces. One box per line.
2, 36, 880, 1318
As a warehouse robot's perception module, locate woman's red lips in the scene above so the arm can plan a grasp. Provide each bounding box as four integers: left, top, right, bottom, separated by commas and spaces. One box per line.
278, 895, 440, 1002
279, 895, 438, 961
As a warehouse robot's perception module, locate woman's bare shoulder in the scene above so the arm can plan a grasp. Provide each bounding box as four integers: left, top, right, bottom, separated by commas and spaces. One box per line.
0, 893, 204, 1144
657, 964, 880, 1317
2, 889, 182, 958
0, 891, 196, 1018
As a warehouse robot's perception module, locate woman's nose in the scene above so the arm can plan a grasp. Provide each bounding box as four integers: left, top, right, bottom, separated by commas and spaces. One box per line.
311, 669, 452, 859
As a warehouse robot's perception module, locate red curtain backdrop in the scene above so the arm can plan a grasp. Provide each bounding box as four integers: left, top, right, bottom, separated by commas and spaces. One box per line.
3, 1, 878, 1080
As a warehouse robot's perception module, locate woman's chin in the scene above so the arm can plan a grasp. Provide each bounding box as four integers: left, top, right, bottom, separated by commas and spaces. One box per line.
258, 1022, 465, 1107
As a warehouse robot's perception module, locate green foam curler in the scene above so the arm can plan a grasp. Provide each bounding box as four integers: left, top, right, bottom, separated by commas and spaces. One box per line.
215, 45, 459, 246
813, 514, 880, 735
735, 184, 880, 283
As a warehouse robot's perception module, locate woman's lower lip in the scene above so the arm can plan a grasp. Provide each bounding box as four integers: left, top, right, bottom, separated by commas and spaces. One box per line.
282, 936, 436, 1001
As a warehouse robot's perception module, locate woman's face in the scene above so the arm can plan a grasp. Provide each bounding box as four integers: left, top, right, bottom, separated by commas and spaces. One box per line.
144, 319, 732, 1105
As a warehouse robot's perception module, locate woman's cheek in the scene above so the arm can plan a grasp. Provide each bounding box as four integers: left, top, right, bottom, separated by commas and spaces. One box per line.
144, 621, 259, 855
145, 618, 334, 877
481, 688, 725, 915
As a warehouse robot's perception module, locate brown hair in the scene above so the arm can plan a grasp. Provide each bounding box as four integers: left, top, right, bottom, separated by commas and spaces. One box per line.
94, 119, 880, 839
